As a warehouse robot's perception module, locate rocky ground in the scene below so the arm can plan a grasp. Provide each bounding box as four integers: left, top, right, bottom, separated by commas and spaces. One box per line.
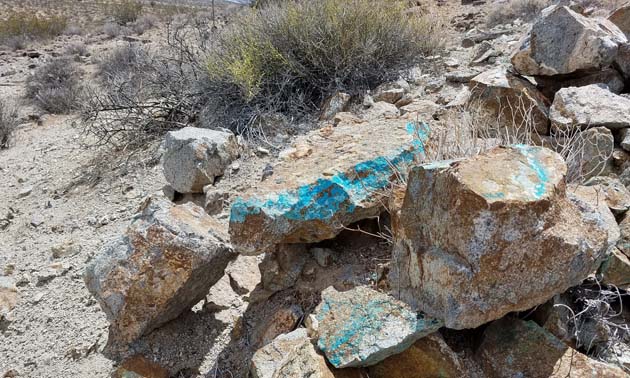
1, 0, 630, 377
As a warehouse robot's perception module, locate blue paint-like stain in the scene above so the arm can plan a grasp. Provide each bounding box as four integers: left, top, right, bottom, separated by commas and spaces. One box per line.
483, 192, 505, 200
230, 122, 430, 224
514, 144, 550, 199
315, 293, 441, 367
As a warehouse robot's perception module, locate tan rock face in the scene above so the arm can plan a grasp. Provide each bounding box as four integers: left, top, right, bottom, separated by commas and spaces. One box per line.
85, 196, 236, 348
512, 6, 628, 76
469, 67, 550, 135
391, 146, 609, 329
477, 317, 628, 378
367, 333, 467, 378
609, 5, 630, 38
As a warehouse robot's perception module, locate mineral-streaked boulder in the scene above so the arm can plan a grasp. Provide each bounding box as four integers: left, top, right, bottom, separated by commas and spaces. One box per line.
469, 67, 550, 135
512, 6, 628, 76
478, 317, 628, 378
312, 286, 441, 368
367, 333, 467, 378
161, 127, 240, 193
598, 247, 630, 289
391, 145, 609, 329
250, 329, 334, 378
550, 85, 630, 131
229, 119, 429, 255
85, 196, 236, 347
609, 5, 630, 38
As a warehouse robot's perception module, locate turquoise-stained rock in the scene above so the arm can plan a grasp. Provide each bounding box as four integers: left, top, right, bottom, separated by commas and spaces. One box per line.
312, 286, 441, 368
229, 119, 430, 255
391, 145, 609, 329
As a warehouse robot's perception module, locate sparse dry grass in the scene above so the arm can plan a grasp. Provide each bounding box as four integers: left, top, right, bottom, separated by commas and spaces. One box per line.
109, 0, 144, 25
0, 99, 18, 150
0, 11, 67, 49
486, 0, 550, 27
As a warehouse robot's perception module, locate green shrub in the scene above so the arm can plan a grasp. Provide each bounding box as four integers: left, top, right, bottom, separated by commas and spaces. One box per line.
205, 0, 445, 134
110, 0, 143, 25
0, 12, 67, 49
26, 58, 84, 114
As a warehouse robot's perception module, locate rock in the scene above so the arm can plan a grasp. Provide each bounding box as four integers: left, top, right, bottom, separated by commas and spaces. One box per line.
84, 196, 236, 347
204, 189, 229, 215
569, 184, 620, 245
598, 247, 630, 289
50, 240, 81, 259
310, 247, 334, 268
259, 244, 307, 292
373, 80, 410, 104
17, 186, 32, 198
469, 67, 550, 135
445, 86, 471, 108
570, 127, 615, 181
320, 92, 351, 121
362, 101, 400, 120
312, 286, 441, 368
470, 41, 499, 65
616, 43, 630, 79
534, 68, 626, 98
251, 304, 304, 347
112, 355, 169, 378
609, 5, 630, 38
550, 85, 630, 132
445, 68, 481, 83
391, 146, 609, 329
584, 176, 630, 215
0, 277, 18, 322
477, 317, 628, 378
621, 129, 630, 152
250, 329, 334, 378
399, 100, 442, 119
229, 119, 429, 254
161, 127, 240, 193
531, 293, 575, 344
225, 255, 263, 298
512, 6, 628, 76
367, 333, 466, 378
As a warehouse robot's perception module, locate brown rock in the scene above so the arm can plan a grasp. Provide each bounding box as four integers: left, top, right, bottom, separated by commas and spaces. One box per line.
598, 247, 630, 289
367, 333, 467, 378
113, 355, 169, 378
391, 146, 609, 329
609, 5, 630, 38
478, 317, 628, 378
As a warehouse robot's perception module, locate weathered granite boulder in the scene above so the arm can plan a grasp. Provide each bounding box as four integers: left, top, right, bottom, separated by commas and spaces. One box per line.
609, 5, 630, 38
477, 317, 628, 378
367, 333, 467, 378
550, 85, 630, 132
250, 329, 334, 378
85, 196, 236, 347
161, 127, 240, 193
312, 286, 441, 368
512, 6, 628, 76
469, 67, 550, 135
229, 119, 429, 255
391, 146, 609, 329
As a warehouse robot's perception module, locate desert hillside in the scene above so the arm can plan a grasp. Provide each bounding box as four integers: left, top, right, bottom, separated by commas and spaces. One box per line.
1, 0, 630, 377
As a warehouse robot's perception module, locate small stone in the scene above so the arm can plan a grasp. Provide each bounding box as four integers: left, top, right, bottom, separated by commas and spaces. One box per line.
313, 286, 441, 368
29, 216, 43, 228
584, 176, 630, 215
112, 355, 169, 378
445, 68, 480, 83
0, 277, 18, 320
17, 186, 32, 199
310, 247, 334, 268
257, 146, 270, 156
259, 244, 308, 293
252, 304, 303, 347
51, 240, 81, 259
320, 92, 351, 121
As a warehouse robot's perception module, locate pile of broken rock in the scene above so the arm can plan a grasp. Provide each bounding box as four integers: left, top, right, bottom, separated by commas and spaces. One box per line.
84, 5, 630, 377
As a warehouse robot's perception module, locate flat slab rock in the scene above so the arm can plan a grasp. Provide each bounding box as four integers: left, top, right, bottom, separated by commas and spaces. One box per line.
229, 118, 430, 254
312, 286, 441, 368
391, 145, 609, 329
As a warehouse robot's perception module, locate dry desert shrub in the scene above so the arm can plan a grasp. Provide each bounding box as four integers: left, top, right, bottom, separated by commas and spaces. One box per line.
204, 0, 446, 135
26, 58, 84, 114
0, 12, 67, 50
0, 99, 18, 150
109, 0, 144, 25
486, 0, 550, 27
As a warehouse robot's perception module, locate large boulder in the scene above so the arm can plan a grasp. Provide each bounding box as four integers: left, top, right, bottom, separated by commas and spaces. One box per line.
85, 196, 236, 347
391, 146, 609, 329
367, 333, 468, 378
229, 119, 429, 255
161, 127, 240, 193
311, 286, 441, 368
469, 67, 550, 135
550, 85, 630, 132
512, 6, 628, 76
477, 317, 628, 378
609, 5, 630, 38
